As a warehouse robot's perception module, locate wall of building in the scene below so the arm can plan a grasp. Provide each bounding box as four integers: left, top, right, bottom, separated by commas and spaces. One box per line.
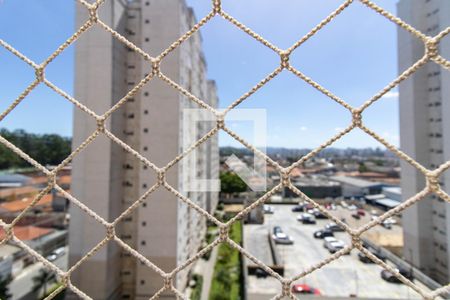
71, 0, 219, 299
398, 0, 450, 284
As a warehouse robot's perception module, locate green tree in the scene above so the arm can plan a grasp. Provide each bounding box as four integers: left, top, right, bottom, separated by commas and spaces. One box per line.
0, 276, 12, 300
32, 269, 56, 298
220, 172, 247, 196
0, 128, 71, 170
358, 163, 368, 173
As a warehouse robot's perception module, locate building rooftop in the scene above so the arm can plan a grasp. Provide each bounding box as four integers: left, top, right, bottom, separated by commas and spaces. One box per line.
0, 193, 53, 213
329, 176, 383, 188
364, 194, 386, 201
0, 226, 53, 241
0, 173, 32, 188
383, 186, 401, 194
375, 198, 400, 209
293, 176, 340, 187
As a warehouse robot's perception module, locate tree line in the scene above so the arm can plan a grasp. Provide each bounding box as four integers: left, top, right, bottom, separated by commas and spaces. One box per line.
0, 129, 71, 170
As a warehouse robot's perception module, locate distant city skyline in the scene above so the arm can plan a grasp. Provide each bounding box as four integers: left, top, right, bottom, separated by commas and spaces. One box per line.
0, 0, 399, 148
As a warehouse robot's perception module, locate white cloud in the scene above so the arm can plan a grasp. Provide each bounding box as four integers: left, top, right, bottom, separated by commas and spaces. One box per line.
300, 126, 308, 131
381, 91, 399, 99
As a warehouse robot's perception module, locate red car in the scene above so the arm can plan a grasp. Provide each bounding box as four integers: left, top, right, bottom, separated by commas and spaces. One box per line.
357, 209, 366, 216
291, 284, 321, 295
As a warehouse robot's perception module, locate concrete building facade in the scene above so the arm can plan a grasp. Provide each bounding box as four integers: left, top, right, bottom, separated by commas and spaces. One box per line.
398, 0, 450, 284
70, 0, 218, 299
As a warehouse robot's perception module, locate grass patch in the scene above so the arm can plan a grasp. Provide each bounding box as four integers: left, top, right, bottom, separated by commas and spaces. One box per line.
190, 274, 203, 300
209, 221, 242, 300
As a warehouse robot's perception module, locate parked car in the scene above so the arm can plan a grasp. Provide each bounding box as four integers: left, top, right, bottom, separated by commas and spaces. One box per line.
263, 205, 275, 214
255, 268, 269, 278
291, 284, 321, 295
381, 221, 392, 229
272, 227, 294, 245
313, 229, 334, 239
325, 239, 346, 254
46, 247, 66, 262
313, 209, 328, 219
348, 204, 358, 211
297, 213, 316, 224
291, 204, 304, 212
357, 208, 366, 216
383, 217, 397, 225
325, 222, 345, 232
351, 213, 361, 220
358, 248, 386, 263
381, 268, 414, 283
323, 237, 337, 248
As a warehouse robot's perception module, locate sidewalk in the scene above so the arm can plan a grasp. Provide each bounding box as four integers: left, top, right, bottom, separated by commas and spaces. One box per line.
192, 246, 219, 300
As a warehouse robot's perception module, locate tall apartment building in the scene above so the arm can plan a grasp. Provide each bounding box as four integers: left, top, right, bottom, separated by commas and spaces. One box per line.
398, 0, 450, 284
69, 0, 219, 299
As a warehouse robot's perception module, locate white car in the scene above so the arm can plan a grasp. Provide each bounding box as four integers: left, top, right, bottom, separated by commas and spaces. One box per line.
327, 240, 346, 253
383, 217, 397, 225
348, 204, 358, 211
263, 205, 274, 214
272, 226, 294, 244
323, 237, 337, 248
297, 213, 316, 224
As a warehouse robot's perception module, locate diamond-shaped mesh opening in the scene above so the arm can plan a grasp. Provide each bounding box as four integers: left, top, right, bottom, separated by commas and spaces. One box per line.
289, 1, 405, 106
230, 70, 351, 149
0, 0, 74, 63
161, 16, 280, 106
0, 46, 35, 104
0, 84, 73, 149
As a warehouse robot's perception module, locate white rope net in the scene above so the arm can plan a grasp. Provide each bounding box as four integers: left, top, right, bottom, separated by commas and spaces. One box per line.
0, 0, 450, 299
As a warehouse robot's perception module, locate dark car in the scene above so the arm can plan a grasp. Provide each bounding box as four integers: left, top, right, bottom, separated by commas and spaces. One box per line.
358, 248, 386, 263
325, 222, 345, 232
351, 213, 361, 220
381, 268, 414, 283
313, 229, 334, 239
291, 205, 304, 212
255, 268, 269, 278
313, 210, 328, 219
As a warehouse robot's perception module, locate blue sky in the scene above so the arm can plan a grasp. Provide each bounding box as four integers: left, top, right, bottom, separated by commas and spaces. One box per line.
0, 0, 401, 148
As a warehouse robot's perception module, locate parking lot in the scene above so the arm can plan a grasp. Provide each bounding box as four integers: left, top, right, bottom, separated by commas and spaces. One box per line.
245, 204, 431, 299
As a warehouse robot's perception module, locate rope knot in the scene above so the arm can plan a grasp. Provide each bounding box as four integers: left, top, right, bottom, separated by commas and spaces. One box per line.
426, 37, 438, 58
212, 0, 221, 14
279, 51, 290, 69
427, 174, 440, 192
151, 58, 160, 76
157, 170, 165, 184
218, 225, 229, 241
47, 173, 57, 187
106, 224, 115, 239
163, 276, 172, 289
352, 109, 362, 127
216, 113, 225, 129
281, 281, 291, 296
96, 116, 106, 132
35, 66, 45, 82
351, 236, 362, 248
280, 169, 290, 186
88, 7, 99, 23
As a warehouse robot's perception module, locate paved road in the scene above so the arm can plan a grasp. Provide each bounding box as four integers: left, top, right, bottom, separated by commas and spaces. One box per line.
9, 247, 68, 299
246, 205, 430, 299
